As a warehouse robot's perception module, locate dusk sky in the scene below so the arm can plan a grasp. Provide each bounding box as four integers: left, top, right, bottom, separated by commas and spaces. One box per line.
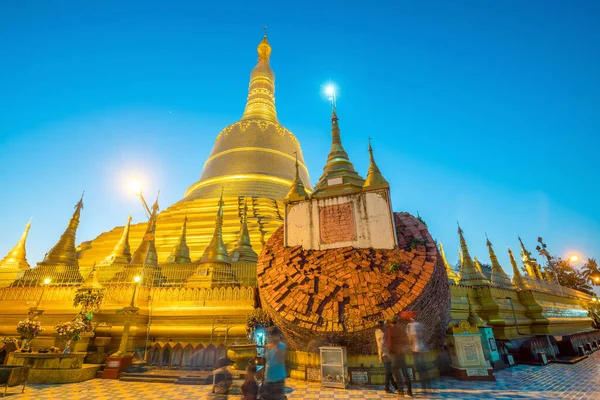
1, 1, 599, 274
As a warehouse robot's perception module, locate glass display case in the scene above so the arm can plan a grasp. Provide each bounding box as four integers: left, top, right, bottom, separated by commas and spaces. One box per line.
319, 346, 347, 388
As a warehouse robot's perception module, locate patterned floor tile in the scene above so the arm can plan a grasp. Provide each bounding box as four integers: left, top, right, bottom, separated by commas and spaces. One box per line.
3, 351, 600, 399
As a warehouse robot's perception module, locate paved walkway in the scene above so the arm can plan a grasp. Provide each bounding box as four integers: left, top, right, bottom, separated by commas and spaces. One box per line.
5, 351, 600, 399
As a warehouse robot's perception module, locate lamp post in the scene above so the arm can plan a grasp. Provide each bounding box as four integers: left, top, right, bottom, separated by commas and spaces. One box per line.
103, 275, 141, 378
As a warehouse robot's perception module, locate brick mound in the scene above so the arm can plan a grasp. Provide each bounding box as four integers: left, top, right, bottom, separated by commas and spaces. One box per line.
257, 212, 451, 354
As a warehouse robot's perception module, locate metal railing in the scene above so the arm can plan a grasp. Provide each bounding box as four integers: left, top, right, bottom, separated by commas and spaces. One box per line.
0, 262, 258, 289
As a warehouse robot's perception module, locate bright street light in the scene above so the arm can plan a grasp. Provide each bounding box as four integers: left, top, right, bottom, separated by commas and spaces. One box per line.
43, 278, 51, 285
134, 276, 141, 283
569, 255, 579, 263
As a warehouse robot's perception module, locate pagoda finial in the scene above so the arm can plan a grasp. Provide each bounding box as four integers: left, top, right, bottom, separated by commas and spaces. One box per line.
200, 194, 230, 265
130, 195, 159, 266
363, 138, 389, 191
99, 214, 133, 266
486, 235, 515, 288
509, 247, 529, 290
457, 224, 490, 286
39, 195, 84, 266
0, 220, 32, 271
518, 236, 542, 279
284, 152, 309, 202
439, 241, 460, 284
231, 198, 258, 263
167, 215, 191, 264
241, 33, 277, 121
312, 108, 365, 197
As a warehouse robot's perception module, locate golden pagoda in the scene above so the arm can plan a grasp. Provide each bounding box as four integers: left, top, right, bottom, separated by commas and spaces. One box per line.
0, 221, 31, 287
508, 247, 529, 290
77, 33, 311, 267
457, 224, 490, 286
311, 108, 365, 198
486, 235, 515, 288
363, 140, 389, 191
439, 241, 460, 284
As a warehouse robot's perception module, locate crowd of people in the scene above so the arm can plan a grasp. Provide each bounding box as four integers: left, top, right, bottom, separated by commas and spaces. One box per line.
215, 312, 430, 399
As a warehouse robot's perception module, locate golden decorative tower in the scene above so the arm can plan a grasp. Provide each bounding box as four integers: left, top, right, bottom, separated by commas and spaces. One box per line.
508, 247, 529, 290
363, 140, 389, 191
284, 155, 309, 203
188, 192, 237, 287
439, 241, 460, 284
98, 215, 132, 266
130, 197, 159, 266
457, 224, 490, 286
80, 263, 104, 290
39, 194, 84, 267
0, 221, 31, 271
518, 237, 542, 280
166, 216, 191, 264
230, 200, 258, 263
312, 109, 365, 198
486, 235, 515, 288
78, 34, 310, 268
183, 33, 311, 200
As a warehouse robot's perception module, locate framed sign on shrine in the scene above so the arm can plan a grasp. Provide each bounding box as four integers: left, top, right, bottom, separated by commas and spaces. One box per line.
348, 368, 370, 386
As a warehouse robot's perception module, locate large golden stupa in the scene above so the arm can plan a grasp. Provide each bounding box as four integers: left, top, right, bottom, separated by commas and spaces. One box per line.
78, 34, 311, 267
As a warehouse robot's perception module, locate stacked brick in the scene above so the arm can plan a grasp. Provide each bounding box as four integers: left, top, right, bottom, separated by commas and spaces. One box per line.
257, 212, 451, 354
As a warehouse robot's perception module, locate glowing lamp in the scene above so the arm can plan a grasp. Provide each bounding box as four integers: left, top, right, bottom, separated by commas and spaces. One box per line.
325, 84, 336, 97
43, 278, 51, 285
134, 276, 141, 283
129, 180, 142, 196
570, 255, 579, 263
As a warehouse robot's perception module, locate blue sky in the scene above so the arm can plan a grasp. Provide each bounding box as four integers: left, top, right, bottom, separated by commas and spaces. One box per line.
1, 0, 599, 274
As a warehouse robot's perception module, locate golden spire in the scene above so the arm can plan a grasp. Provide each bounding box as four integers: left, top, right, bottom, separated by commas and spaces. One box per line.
167, 215, 191, 264
284, 153, 309, 202
312, 108, 365, 197
363, 139, 389, 191
467, 295, 486, 327
457, 223, 490, 286
230, 199, 258, 263
439, 241, 459, 284
0, 220, 31, 271
241, 31, 277, 122
79, 263, 104, 290
100, 214, 132, 266
200, 190, 230, 265
486, 235, 515, 288
518, 236, 541, 279
509, 247, 529, 290
39, 193, 84, 266
130, 195, 159, 266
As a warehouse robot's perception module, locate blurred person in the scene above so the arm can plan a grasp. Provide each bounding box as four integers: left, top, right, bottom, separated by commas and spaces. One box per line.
389, 314, 412, 397
242, 364, 259, 400
259, 326, 287, 400
406, 312, 432, 393
375, 320, 398, 393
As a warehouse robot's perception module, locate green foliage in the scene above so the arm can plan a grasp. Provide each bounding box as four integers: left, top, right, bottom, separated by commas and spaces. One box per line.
536, 237, 594, 295
246, 308, 271, 330
416, 215, 428, 227
386, 261, 405, 274
406, 238, 426, 252
581, 258, 600, 285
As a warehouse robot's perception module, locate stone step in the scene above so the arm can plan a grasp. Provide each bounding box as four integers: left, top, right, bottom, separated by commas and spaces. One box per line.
119, 377, 178, 384
120, 372, 180, 380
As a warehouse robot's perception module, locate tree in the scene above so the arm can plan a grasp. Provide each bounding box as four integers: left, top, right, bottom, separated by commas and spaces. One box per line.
581, 258, 600, 286
536, 237, 594, 295
552, 258, 594, 295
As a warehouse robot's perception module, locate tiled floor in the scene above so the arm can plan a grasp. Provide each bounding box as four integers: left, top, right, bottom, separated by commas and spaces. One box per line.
5, 351, 600, 399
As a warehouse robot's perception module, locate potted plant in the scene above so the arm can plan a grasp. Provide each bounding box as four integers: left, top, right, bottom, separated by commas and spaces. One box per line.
16, 318, 44, 352
54, 317, 88, 353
